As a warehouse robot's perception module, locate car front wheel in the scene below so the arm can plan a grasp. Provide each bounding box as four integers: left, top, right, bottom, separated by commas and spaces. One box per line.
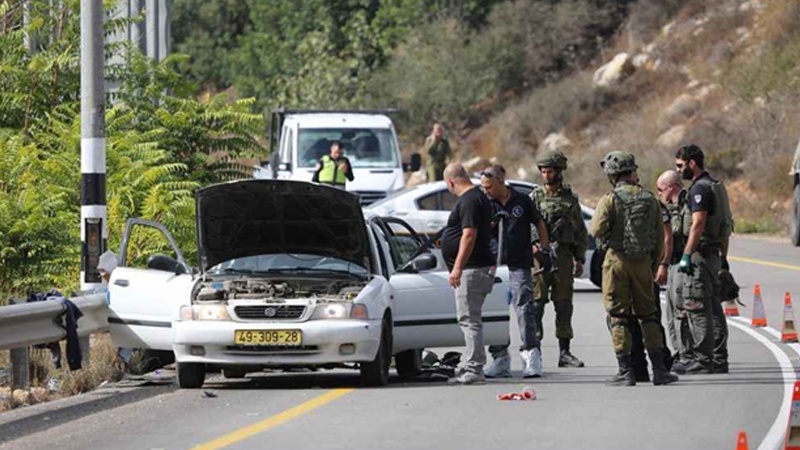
792, 183, 800, 246
360, 317, 392, 386
177, 362, 206, 389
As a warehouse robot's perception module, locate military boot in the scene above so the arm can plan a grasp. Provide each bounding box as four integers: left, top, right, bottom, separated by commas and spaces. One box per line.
607, 353, 636, 387
648, 349, 679, 385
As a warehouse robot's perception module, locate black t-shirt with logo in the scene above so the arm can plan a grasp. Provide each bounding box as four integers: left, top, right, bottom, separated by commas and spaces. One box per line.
441, 186, 494, 270
492, 189, 543, 269
688, 172, 714, 213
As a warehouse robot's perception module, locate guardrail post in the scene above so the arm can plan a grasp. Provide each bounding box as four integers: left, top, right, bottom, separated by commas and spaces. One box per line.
80, 336, 91, 367
11, 347, 30, 389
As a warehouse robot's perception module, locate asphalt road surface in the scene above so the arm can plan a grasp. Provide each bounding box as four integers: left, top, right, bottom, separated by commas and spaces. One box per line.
2, 235, 799, 450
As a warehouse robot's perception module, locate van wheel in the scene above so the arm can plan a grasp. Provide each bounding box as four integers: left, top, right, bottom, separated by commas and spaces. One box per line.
395, 349, 423, 377
360, 318, 392, 386
177, 362, 206, 389
590, 249, 605, 288
792, 184, 800, 246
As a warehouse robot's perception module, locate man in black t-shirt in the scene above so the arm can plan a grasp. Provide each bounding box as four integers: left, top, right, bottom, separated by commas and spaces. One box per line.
480, 165, 551, 378
440, 163, 495, 385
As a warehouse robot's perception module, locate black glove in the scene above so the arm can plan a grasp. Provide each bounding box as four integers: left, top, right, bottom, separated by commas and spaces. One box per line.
538, 248, 553, 273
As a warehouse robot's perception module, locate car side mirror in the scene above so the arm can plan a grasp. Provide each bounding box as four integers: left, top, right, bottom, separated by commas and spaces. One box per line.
147, 254, 188, 275
404, 153, 421, 172
399, 253, 437, 273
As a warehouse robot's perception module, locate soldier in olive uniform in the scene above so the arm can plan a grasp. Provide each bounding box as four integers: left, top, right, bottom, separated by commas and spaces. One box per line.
591, 151, 678, 386
425, 123, 453, 182
674, 144, 732, 374
530, 151, 589, 368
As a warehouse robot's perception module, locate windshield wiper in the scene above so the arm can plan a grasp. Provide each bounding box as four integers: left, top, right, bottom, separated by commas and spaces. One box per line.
215, 268, 255, 275
266, 267, 366, 278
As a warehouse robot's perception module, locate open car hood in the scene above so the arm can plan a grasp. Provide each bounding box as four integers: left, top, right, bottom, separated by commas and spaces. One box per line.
195, 180, 369, 272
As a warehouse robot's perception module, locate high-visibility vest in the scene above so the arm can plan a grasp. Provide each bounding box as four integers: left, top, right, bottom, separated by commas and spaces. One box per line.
318, 155, 347, 186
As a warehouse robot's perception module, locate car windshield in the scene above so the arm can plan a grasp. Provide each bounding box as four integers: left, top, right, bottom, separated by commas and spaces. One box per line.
297, 128, 399, 169
208, 254, 369, 277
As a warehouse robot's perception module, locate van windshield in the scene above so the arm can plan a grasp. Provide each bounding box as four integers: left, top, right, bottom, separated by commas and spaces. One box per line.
297, 128, 399, 169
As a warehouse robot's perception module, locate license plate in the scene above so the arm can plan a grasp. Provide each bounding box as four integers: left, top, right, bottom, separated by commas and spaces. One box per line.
234, 330, 303, 346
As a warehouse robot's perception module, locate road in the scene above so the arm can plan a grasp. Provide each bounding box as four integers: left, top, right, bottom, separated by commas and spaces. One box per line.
2, 235, 799, 450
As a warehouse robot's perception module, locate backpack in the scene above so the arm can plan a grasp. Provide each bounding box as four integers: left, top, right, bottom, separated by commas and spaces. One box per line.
613, 187, 657, 260
695, 177, 734, 242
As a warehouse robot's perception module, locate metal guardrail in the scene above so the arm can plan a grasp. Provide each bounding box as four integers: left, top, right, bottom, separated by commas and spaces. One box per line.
0, 294, 109, 351
0, 294, 110, 389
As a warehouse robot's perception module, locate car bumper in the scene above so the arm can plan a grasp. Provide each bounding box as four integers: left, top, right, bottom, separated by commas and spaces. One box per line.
172, 319, 382, 366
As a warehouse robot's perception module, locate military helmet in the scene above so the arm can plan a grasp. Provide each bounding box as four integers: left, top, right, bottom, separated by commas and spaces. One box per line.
600, 151, 638, 175
536, 150, 568, 170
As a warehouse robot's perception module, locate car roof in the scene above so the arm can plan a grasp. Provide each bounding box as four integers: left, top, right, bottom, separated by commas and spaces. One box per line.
286, 113, 393, 129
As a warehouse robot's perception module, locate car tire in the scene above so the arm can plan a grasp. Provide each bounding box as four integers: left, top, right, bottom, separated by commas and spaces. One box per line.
177, 362, 206, 389
360, 317, 392, 387
792, 183, 800, 246
394, 349, 423, 377
222, 368, 248, 379
590, 248, 605, 288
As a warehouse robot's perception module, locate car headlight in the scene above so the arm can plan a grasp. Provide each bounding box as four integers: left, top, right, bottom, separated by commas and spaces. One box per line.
180, 304, 231, 321
312, 303, 368, 320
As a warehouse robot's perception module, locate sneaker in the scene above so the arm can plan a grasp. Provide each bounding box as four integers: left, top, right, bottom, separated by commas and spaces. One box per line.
671, 359, 693, 374
485, 353, 512, 378
521, 348, 542, 378
447, 371, 486, 385
558, 351, 585, 368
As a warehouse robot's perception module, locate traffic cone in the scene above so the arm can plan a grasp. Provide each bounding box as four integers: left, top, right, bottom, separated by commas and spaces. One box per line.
736, 431, 749, 450
782, 293, 799, 343
724, 299, 740, 317
785, 381, 800, 449
752, 284, 767, 327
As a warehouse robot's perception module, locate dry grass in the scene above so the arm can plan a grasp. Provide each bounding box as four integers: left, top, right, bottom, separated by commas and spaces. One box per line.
1, 333, 129, 411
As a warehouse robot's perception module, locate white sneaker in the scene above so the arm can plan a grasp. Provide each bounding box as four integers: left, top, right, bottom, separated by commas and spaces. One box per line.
485, 353, 512, 378
522, 348, 542, 378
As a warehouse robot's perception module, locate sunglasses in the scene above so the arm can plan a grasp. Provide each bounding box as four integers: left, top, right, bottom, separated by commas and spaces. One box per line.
480, 171, 495, 178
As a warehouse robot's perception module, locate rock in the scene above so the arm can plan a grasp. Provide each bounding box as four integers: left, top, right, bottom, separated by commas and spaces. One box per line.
593, 53, 634, 87
462, 156, 491, 174
632, 53, 651, 68
708, 42, 734, 68
541, 132, 572, 152
662, 21, 676, 37
12, 389, 30, 406
665, 94, 700, 121
516, 167, 529, 181
643, 43, 657, 54
740, 0, 764, 12
686, 80, 701, 90
754, 96, 767, 108
696, 84, 720, 101
655, 125, 687, 149
30, 387, 48, 404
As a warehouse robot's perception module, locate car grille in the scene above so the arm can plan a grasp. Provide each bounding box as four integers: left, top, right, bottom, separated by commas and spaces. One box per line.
356, 191, 386, 206
225, 345, 320, 353
234, 305, 306, 320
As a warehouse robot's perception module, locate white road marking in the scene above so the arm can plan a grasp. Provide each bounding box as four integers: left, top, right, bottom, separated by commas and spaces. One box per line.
728, 317, 796, 450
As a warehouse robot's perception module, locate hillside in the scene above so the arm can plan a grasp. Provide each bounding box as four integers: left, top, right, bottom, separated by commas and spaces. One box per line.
453, 0, 799, 235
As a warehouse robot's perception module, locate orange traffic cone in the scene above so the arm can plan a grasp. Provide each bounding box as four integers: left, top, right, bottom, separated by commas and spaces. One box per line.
724, 299, 740, 317
736, 431, 749, 450
752, 284, 767, 327
782, 293, 799, 343
786, 382, 800, 449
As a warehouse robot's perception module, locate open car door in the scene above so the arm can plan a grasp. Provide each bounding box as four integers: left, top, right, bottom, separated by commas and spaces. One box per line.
370, 217, 509, 353
108, 219, 195, 351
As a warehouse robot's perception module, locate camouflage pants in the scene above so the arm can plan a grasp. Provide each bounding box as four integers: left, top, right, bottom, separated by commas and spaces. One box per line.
533, 247, 575, 341
427, 163, 445, 182
601, 250, 664, 354
679, 251, 728, 367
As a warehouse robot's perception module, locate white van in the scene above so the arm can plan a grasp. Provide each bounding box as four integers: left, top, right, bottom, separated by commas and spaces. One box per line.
254, 110, 421, 205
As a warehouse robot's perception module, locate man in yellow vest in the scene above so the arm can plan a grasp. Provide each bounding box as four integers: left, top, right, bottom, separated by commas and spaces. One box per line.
312, 141, 354, 188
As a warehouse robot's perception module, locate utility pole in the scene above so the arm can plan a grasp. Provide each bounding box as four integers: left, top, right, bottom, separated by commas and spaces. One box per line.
80, 0, 106, 292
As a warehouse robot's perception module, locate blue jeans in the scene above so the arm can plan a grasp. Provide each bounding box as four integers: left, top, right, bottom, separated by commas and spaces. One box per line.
489, 268, 540, 357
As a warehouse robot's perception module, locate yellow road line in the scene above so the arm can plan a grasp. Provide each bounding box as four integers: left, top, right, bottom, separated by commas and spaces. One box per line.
191, 388, 354, 450
729, 256, 800, 272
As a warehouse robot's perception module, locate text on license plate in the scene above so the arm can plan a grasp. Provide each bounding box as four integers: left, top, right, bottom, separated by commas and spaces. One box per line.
234, 330, 302, 346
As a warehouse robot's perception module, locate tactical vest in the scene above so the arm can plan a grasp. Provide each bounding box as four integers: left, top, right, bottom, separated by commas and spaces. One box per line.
318, 155, 347, 186
608, 184, 657, 260
531, 185, 577, 244
681, 177, 733, 245
668, 192, 688, 259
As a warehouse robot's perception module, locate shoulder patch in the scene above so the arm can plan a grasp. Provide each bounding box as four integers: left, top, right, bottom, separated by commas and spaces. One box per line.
512, 205, 524, 218
694, 194, 702, 204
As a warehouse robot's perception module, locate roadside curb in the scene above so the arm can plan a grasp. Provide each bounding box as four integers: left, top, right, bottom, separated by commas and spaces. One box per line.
0, 378, 176, 444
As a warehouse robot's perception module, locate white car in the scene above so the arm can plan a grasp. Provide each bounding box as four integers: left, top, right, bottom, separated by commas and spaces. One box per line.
366, 179, 602, 287
107, 180, 511, 388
